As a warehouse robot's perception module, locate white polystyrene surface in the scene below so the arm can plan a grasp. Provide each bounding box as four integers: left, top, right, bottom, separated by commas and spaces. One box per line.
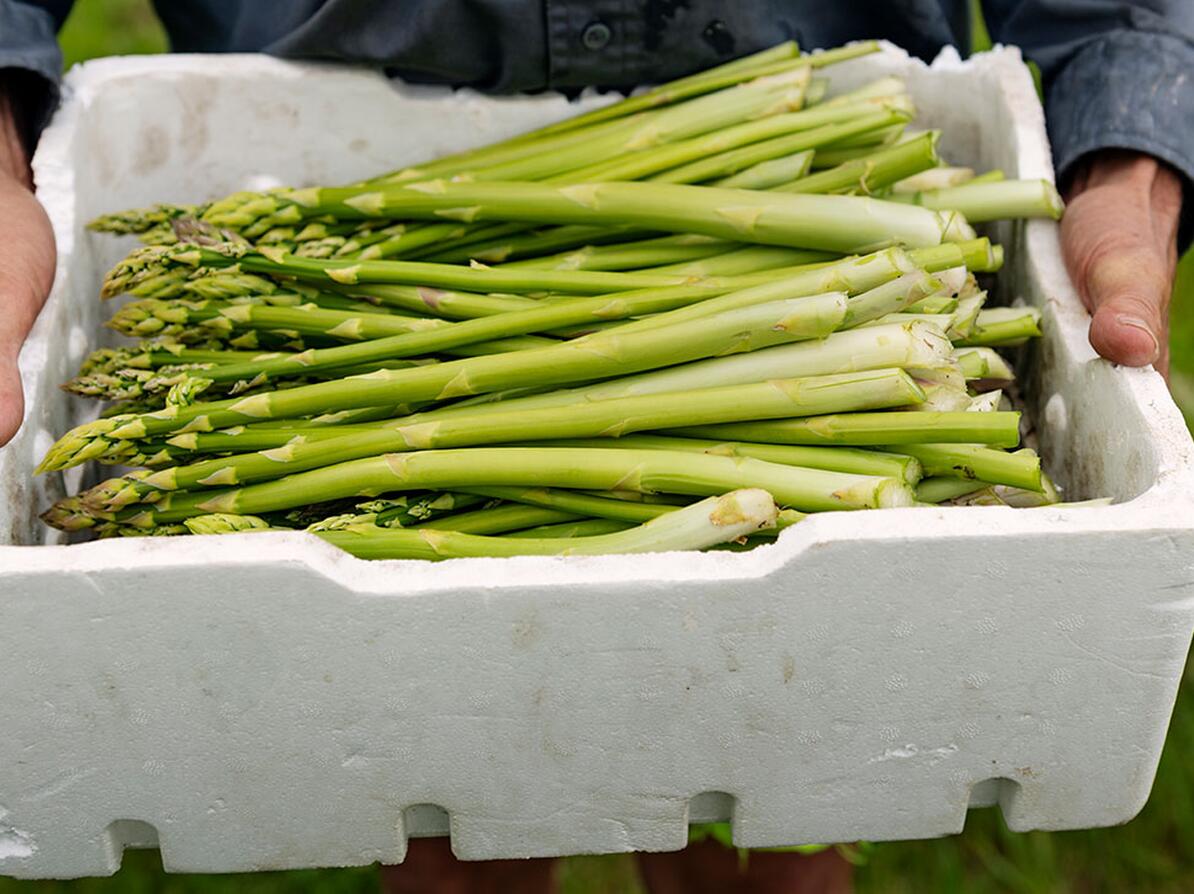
2, 45, 1193, 878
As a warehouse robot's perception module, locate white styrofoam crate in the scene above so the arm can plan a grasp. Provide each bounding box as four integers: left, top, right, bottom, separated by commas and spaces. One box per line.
2, 45, 1193, 879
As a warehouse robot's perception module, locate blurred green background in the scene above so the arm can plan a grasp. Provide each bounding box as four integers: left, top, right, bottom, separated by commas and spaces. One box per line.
6, 1, 1193, 892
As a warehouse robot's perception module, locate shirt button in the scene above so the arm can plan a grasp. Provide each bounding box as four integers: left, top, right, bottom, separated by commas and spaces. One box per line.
581, 21, 612, 51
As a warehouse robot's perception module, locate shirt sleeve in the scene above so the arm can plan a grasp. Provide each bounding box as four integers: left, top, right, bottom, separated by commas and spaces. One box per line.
980, 0, 1193, 235
0, 0, 68, 149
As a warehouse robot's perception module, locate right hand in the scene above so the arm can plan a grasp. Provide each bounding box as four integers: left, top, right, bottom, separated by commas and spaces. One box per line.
0, 87, 56, 447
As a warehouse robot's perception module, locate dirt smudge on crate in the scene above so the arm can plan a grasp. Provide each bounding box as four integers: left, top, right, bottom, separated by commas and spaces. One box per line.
132, 125, 170, 173
179, 87, 215, 162
512, 608, 541, 650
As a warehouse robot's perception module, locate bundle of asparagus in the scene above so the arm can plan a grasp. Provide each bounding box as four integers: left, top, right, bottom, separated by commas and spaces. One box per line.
41, 40, 1071, 560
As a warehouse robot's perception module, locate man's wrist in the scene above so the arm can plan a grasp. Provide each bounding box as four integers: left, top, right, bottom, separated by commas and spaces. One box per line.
0, 79, 34, 189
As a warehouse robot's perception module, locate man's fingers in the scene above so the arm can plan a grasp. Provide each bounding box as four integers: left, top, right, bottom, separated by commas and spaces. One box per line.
0, 178, 56, 447
1061, 151, 1182, 370
1065, 213, 1170, 366
0, 351, 25, 447
1085, 254, 1167, 367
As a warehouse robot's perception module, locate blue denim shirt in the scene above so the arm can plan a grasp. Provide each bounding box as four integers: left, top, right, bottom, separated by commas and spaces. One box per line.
2, 0, 1191, 200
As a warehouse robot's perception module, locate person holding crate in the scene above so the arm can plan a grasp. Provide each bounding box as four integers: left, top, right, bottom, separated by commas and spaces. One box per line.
0, 1, 1188, 891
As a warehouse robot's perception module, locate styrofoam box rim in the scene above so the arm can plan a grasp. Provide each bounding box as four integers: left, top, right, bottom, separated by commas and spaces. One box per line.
4, 43, 1193, 592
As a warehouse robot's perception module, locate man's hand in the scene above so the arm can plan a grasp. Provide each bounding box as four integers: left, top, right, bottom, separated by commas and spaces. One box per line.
0, 85, 56, 447
1062, 150, 1183, 374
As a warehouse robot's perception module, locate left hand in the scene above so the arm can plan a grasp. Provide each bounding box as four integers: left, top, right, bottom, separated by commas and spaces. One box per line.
1061, 150, 1183, 376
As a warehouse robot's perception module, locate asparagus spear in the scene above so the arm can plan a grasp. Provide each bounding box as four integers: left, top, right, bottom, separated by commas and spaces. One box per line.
641, 109, 912, 185
713, 150, 815, 189
315, 489, 779, 560
102, 244, 707, 300
502, 234, 736, 272
889, 179, 1065, 221
428, 320, 951, 421
891, 166, 976, 193
450, 487, 675, 523
518, 434, 923, 484
504, 519, 635, 538
610, 265, 936, 337
671, 410, 1022, 447
520, 41, 878, 141
38, 296, 850, 470
95, 369, 924, 503
955, 307, 1043, 347
201, 180, 966, 254
566, 105, 910, 186
886, 444, 1043, 492
411, 504, 580, 535
955, 347, 1015, 380
778, 132, 940, 195
182, 263, 862, 388
85, 446, 916, 527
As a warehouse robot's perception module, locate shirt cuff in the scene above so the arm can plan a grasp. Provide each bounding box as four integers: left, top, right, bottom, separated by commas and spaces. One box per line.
0, 0, 64, 150
1044, 29, 1194, 249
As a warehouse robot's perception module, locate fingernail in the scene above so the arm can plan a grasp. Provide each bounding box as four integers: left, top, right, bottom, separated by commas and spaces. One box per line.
1117, 315, 1161, 362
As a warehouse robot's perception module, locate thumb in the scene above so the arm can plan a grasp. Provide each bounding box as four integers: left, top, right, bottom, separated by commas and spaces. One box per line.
1084, 243, 1168, 368
1060, 151, 1182, 371
0, 346, 25, 447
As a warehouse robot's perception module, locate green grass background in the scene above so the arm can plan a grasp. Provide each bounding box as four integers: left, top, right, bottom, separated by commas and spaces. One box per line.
6, 2, 1192, 891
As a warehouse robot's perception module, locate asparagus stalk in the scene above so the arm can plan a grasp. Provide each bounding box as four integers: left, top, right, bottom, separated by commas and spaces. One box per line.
567, 104, 909, 186
891, 166, 975, 193
778, 132, 940, 195
889, 179, 1065, 221
642, 109, 911, 185
518, 42, 879, 143
412, 504, 580, 535
183, 66, 814, 244
671, 410, 1022, 447
904, 294, 958, 314
713, 150, 815, 189
305, 492, 494, 530
183, 513, 274, 535
103, 244, 706, 300
646, 245, 838, 277
504, 519, 635, 538
518, 43, 807, 139
451, 487, 675, 523
914, 476, 991, 503
955, 347, 1015, 381
522, 434, 923, 484
101, 369, 923, 501
887, 444, 1043, 492
314, 489, 779, 560
606, 248, 919, 336
420, 116, 931, 267
92, 447, 916, 526
431, 320, 951, 421
436, 67, 814, 186
502, 234, 735, 272
278, 92, 906, 261
216, 181, 964, 254
38, 296, 850, 470
330, 284, 537, 319
955, 307, 1043, 347
414, 224, 650, 265
167, 279, 851, 389
108, 298, 444, 342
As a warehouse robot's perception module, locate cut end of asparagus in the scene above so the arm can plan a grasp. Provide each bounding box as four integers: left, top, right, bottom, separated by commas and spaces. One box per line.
709, 487, 779, 530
